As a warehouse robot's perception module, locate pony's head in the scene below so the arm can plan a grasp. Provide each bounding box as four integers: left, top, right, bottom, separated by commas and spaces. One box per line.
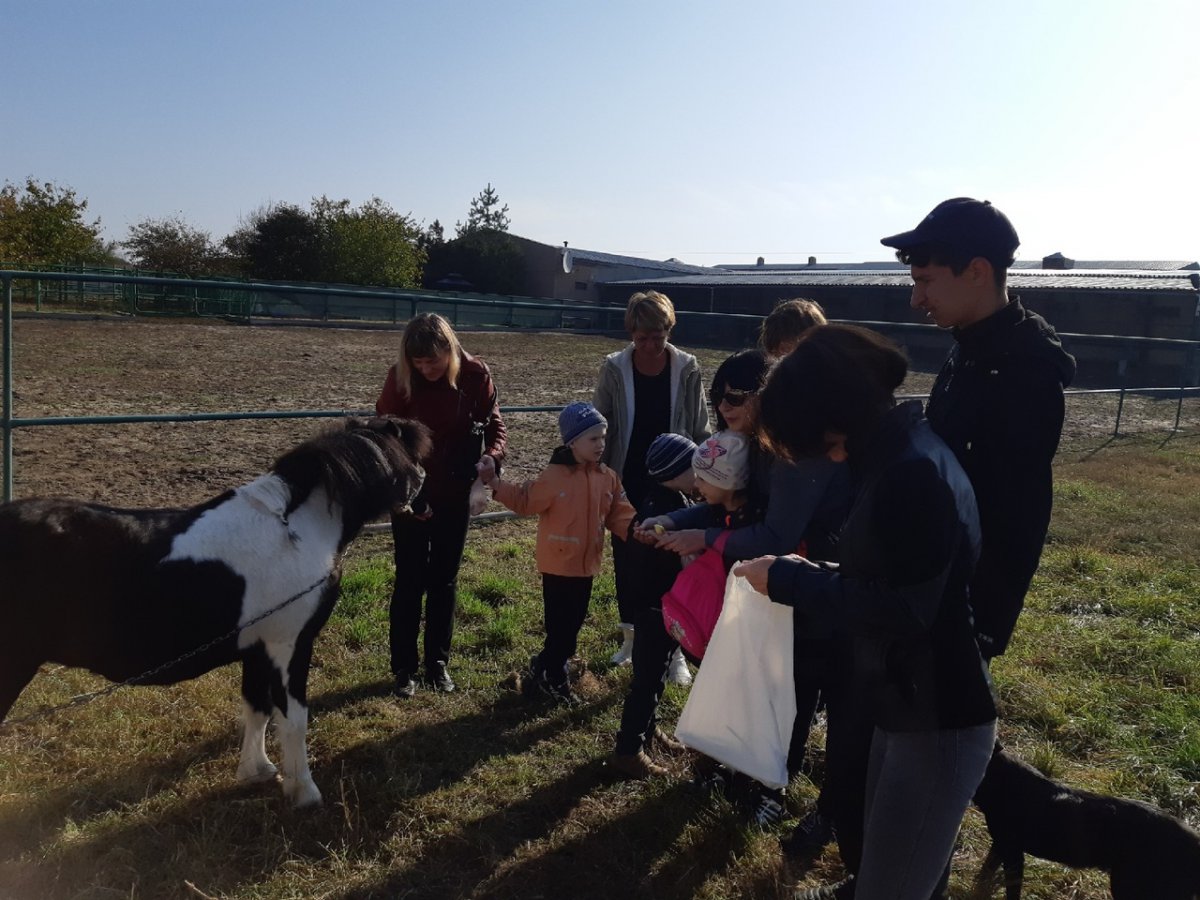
271, 416, 431, 542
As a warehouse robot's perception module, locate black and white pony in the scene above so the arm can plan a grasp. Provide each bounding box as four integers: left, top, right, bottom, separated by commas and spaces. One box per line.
0, 416, 429, 807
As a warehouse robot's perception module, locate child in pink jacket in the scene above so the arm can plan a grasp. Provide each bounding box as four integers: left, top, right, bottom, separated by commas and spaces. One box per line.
478, 401, 636, 704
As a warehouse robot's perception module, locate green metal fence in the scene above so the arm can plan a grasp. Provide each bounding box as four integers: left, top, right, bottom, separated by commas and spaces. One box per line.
0, 269, 766, 500
3, 269, 1198, 503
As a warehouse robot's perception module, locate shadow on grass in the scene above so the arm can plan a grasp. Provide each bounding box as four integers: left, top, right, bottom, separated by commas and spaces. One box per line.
338, 775, 757, 900
0, 683, 629, 899
0, 730, 237, 859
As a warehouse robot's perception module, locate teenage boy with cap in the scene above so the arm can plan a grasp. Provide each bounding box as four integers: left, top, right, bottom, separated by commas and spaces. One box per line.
478, 401, 637, 704
790, 200, 1077, 899
880, 197, 1076, 662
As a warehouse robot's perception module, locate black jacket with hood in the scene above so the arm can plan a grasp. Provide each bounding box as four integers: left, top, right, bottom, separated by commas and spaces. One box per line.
924, 299, 1076, 658
767, 401, 996, 732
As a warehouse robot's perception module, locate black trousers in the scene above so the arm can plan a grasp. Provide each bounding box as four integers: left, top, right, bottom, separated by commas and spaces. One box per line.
788, 636, 833, 778
538, 573, 593, 686
820, 638, 875, 877
615, 602, 679, 754
610, 532, 642, 624
389, 498, 471, 676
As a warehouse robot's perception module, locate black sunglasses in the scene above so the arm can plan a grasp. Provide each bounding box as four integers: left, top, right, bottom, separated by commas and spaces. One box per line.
712, 389, 755, 408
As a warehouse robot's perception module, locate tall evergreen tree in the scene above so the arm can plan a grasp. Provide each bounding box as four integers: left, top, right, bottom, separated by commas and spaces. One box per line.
455, 183, 510, 237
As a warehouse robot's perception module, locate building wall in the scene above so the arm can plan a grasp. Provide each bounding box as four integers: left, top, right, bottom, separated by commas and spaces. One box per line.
598, 280, 1199, 386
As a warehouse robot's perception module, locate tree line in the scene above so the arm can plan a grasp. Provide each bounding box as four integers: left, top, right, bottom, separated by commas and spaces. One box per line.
0, 178, 526, 295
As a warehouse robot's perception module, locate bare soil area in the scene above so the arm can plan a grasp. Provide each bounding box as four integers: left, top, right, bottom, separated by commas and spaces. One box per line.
4, 316, 1196, 506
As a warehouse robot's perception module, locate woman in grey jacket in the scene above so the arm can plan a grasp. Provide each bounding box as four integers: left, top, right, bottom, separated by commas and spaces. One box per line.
593, 291, 710, 669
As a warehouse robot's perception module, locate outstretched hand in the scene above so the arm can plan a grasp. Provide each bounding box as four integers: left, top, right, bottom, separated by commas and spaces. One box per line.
476, 455, 497, 485
656, 528, 707, 557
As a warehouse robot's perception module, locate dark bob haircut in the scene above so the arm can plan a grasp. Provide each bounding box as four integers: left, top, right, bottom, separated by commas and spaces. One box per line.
709, 348, 770, 431
757, 324, 908, 461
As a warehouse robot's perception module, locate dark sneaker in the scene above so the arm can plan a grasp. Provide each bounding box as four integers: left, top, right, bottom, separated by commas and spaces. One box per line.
650, 725, 685, 754
393, 671, 416, 699
782, 807, 836, 860
693, 761, 732, 798
750, 786, 787, 828
426, 663, 455, 693
609, 750, 668, 779
540, 677, 580, 706
794, 875, 854, 899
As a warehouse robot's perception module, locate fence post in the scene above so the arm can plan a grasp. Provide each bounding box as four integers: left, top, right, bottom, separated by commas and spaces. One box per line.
1113, 387, 1126, 437
3, 274, 13, 501
1174, 385, 1185, 434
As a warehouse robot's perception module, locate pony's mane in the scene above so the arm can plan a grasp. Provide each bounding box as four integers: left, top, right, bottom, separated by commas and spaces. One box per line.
271, 418, 429, 536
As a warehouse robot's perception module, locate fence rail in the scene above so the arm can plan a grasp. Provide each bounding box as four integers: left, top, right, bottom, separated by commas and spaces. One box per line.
3, 269, 1198, 502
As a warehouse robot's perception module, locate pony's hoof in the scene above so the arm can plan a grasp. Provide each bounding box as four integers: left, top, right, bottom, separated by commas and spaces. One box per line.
284, 778, 323, 808
237, 762, 279, 785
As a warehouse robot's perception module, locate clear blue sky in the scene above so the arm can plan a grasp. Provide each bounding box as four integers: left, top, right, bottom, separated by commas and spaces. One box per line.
4, 0, 1198, 266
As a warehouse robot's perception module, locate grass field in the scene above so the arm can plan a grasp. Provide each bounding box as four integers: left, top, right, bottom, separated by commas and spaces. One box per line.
1, 319, 1198, 899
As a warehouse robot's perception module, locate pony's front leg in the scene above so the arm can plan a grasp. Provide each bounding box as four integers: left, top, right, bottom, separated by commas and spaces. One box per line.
276, 702, 320, 807
269, 640, 322, 808
236, 645, 278, 784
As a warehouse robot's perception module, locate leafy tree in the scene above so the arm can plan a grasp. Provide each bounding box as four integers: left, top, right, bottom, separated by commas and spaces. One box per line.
0, 177, 114, 266
222, 203, 324, 282
455, 183, 510, 237
223, 198, 425, 287
311, 196, 425, 288
123, 215, 218, 276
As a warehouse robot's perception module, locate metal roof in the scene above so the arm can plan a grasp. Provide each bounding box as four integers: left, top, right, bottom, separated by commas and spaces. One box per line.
565, 248, 714, 274
606, 269, 1200, 292
1012, 259, 1199, 271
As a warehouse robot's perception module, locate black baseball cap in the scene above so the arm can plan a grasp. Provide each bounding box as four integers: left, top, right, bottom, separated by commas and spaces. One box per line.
880, 197, 1019, 266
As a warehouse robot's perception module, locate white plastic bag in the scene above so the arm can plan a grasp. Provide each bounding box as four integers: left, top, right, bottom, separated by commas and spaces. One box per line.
468, 474, 489, 517
674, 572, 796, 789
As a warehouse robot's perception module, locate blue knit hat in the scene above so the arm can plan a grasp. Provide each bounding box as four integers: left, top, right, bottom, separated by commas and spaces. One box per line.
645, 433, 697, 482
559, 401, 607, 446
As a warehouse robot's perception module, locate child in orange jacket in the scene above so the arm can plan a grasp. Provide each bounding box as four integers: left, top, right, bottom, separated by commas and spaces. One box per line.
477, 401, 636, 704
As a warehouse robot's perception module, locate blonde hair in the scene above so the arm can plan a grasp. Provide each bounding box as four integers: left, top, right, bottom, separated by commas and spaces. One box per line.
759, 298, 827, 356
395, 313, 463, 398
624, 290, 676, 334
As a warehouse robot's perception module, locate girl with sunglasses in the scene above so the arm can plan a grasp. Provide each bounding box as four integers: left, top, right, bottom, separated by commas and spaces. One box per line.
639, 347, 851, 826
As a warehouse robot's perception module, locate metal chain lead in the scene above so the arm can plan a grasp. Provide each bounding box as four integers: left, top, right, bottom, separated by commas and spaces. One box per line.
0, 572, 333, 731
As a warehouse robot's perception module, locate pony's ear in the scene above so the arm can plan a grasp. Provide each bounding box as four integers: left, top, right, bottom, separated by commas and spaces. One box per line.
397, 419, 432, 460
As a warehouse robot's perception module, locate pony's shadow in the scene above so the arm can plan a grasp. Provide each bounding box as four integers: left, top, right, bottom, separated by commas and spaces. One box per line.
0, 729, 236, 859
1, 686, 624, 898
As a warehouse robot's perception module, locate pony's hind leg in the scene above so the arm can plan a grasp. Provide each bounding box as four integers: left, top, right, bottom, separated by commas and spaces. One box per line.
236, 644, 278, 785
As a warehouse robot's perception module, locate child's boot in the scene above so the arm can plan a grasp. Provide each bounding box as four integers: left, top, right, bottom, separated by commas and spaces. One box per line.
666, 647, 692, 685
610, 623, 635, 666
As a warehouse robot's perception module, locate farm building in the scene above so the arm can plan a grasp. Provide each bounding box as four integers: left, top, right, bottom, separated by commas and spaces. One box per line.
512, 236, 1200, 386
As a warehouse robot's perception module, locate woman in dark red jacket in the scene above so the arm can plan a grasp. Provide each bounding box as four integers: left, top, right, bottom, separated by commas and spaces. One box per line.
376, 313, 506, 697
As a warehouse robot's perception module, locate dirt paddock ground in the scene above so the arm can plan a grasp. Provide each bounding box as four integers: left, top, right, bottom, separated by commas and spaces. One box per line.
4, 316, 1197, 507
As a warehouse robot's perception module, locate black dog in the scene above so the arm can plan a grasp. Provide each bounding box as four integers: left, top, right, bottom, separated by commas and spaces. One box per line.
971, 742, 1200, 899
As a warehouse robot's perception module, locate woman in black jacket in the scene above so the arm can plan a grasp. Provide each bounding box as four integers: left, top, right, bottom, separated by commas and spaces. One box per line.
735, 325, 996, 900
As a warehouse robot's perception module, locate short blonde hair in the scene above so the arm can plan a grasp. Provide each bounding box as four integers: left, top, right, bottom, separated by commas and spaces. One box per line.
759, 298, 827, 356
395, 313, 463, 398
624, 290, 676, 334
